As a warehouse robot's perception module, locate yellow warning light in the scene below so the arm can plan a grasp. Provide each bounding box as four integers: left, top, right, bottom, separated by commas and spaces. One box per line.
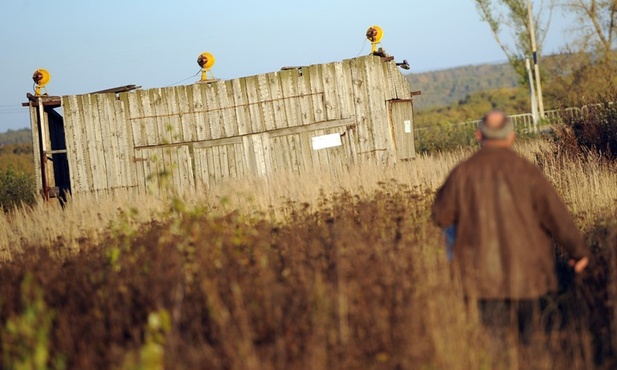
197, 52, 216, 81
366, 25, 384, 54
32, 68, 51, 96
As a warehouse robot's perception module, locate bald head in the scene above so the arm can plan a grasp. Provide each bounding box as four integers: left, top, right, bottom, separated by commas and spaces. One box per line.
476, 110, 515, 147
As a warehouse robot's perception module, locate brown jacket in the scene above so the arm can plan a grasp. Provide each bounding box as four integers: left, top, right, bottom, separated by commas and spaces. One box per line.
432, 147, 588, 299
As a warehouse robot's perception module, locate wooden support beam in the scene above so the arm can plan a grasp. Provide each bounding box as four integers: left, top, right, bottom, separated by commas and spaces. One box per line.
22, 93, 61, 107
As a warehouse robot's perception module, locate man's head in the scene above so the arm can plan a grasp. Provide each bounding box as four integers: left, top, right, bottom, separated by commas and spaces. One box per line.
475, 110, 515, 148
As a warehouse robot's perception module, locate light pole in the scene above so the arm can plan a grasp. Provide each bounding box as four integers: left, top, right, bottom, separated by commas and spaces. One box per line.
527, 0, 545, 119
526, 56, 539, 127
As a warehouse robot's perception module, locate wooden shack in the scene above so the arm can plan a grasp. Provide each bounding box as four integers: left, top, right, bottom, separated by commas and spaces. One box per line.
25, 55, 416, 198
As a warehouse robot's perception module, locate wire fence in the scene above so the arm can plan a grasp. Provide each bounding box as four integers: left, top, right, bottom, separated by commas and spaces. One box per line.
412, 103, 616, 153
414, 103, 615, 136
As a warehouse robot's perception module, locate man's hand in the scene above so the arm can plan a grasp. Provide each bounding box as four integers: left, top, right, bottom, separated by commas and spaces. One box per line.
569, 257, 589, 274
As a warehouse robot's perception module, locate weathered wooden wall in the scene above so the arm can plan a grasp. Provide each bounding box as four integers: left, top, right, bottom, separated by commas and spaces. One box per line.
56, 55, 414, 195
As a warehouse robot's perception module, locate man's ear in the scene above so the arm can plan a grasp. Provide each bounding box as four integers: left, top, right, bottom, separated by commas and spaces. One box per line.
475, 129, 483, 142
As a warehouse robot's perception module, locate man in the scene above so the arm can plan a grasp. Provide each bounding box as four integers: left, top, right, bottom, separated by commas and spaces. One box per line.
431, 110, 589, 341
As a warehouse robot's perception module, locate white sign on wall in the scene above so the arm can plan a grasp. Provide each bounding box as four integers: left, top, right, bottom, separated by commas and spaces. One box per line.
311, 133, 342, 150
404, 120, 412, 133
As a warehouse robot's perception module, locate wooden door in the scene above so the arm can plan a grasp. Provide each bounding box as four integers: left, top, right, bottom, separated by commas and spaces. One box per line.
388, 100, 416, 160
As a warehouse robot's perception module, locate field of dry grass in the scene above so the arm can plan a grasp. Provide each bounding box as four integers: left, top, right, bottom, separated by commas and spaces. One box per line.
1, 138, 616, 369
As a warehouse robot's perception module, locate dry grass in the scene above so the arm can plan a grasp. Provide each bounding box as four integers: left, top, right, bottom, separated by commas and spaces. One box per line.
2, 139, 615, 259
1, 138, 616, 369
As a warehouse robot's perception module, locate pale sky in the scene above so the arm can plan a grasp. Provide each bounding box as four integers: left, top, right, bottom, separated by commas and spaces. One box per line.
0, 0, 575, 131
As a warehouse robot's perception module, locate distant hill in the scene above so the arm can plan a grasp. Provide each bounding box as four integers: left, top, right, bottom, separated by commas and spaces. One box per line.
407, 62, 520, 111
0, 128, 31, 145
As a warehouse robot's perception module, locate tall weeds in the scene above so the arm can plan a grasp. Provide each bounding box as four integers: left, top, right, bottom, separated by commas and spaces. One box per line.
0, 139, 616, 369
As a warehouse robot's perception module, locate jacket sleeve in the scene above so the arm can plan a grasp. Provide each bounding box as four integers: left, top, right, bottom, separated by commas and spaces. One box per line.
432, 168, 460, 229
532, 169, 588, 260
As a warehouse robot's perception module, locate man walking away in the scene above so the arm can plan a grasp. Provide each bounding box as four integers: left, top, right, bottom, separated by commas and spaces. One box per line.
431, 111, 589, 343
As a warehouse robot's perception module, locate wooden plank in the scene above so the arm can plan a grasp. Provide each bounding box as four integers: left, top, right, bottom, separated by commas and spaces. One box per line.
192, 147, 208, 188
268, 117, 354, 138
298, 131, 314, 173
233, 143, 245, 177
349, 58, 373, 160
84, 94, 108, 191
164, 146, 181, 191
336, 60, 356, 125
380, 58, 399, 100
37, 100, 56, 191
393, 61, 413, 100
214, 81, 232, 139
268, 71, 288, 129
192, 84, 210, 141
156, 147, 167, 192
223, 80, 240, 137
322, 127, 348, 174
58, 96, 81, 194
244, 76, 264, 133
251, 134, 268, 177
287, 133, 301, 174
206, 146, 217, 184
113, 95, 136, 187
389, 101, 416, 160
204, 83, 223, 140
120, 92, 144, 187
176, 86, 196, 143
226, 144, 237, 177
322, 62, 340, 121
97, 93, 121, 189
164, 86, 183, 144
310, 129, 327, 170
258, 73, 276, 131
279, 69, 301, 128
296, 68, 315, 126
304, 64, 326, 123
176, 145, 195, 191
262, 133, 273, 176
137, 90, 159, 147
28, 105, 43, 191
132, 148, 148, 192
150, 88, 171, 146
193, 136, 242, 149
241, 135, 258, 177
73, 95, 94, 193
141, 148, 159, 193
232, 78, 251, 135
219, 144, 230, 179
268, 135, 282, 172
126, 91, 147, 148
364, 56, 393, 164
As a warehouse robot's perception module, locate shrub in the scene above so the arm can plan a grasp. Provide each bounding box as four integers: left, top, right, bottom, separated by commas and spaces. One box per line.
414, 123, 477, 154
0, 169, 37, 212
553, 103, 617, 160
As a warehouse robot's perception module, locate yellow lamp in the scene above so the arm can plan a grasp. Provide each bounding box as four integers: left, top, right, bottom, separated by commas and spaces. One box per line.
197, 52, 216, 81
32, 69, 51, 96
366, 26, 384, 54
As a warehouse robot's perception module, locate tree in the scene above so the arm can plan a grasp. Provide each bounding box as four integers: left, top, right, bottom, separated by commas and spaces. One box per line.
543, 1, 617, 105
474, 0, 554, 82
563, 0, 617, 61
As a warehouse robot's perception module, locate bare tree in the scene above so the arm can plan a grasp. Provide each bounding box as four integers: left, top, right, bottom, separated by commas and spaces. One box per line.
474, 0, 554, 81
563, 0, 617, 61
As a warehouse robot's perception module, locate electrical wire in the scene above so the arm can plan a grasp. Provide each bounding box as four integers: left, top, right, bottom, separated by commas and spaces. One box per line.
165, 69, 202, 87
355, 38, 367, 58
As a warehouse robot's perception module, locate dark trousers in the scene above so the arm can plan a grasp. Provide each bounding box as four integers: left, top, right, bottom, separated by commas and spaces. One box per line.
479, 298, 540, 346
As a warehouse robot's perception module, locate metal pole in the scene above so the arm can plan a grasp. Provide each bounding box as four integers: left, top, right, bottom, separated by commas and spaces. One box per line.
527, 0, 545, 118
526, 57, 539, 128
